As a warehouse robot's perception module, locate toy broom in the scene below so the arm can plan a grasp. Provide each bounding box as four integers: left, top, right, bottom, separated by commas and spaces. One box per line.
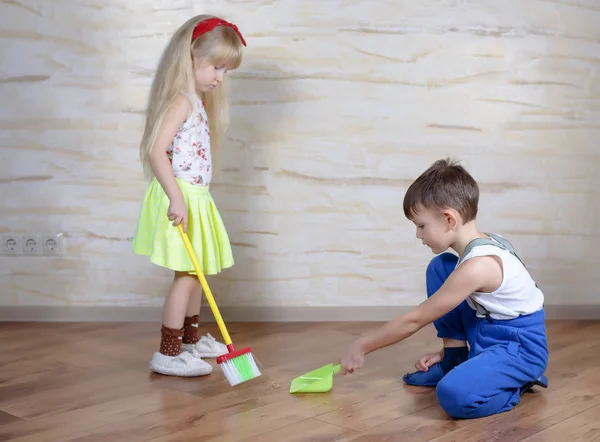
177, 224, 261, 386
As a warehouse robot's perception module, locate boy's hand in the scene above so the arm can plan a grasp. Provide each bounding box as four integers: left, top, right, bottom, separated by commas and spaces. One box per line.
339, 340, 366, 375
414, 351, 442, 372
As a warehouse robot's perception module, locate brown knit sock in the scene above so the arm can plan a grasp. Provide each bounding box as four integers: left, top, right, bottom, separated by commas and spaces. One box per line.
182, 315, 199, 344
160, 325, 183, 356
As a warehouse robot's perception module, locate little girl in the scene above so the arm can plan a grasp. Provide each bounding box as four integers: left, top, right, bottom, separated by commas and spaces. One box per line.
132, 15, 247, 377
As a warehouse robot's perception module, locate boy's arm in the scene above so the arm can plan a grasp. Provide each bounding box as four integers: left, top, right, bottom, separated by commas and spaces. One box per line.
356, 256, 501, 356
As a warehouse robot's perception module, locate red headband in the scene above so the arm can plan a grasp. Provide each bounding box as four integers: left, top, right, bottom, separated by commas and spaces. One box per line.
191, 18, 247, 46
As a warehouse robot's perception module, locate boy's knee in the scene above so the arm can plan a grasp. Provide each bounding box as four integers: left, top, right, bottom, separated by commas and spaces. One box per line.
427, 253, 458, 275
436, 379, 468, 418
426, 254, 458, 290
430, 252, 459, 268
436, 377, 484, 419
436, 377, 515, 419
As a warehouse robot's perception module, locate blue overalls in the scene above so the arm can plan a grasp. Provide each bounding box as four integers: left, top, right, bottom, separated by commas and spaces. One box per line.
419, 235, 549, 419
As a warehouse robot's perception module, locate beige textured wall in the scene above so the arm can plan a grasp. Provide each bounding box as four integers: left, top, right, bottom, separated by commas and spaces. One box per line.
1, 1, 599, 311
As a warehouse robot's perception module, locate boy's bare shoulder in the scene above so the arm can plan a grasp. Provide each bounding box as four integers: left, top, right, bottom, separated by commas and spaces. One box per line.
456, 255, 503, 293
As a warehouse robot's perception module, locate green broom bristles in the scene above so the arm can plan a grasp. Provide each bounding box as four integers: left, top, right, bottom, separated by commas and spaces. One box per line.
218, 348, 261, 387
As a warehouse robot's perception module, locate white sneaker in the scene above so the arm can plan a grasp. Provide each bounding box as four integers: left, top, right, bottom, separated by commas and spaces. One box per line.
182, 333, 228, 358
149, 351, 213, 377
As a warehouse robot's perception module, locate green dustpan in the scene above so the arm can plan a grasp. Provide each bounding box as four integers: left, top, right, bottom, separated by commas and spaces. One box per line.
289, 363, 341, 394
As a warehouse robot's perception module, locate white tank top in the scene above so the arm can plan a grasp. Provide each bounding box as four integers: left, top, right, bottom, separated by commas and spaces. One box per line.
166, 95, 212, 186
458, 241, 545, 320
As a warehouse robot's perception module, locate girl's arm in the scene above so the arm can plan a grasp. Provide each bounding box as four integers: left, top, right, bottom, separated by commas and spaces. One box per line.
148, 94, 192, 231
339, 256, 502, 373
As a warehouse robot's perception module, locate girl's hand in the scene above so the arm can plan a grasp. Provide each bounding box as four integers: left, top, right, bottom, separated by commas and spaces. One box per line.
414, 351, 442, 372
339, 340, 366, 375
168, 198, 188, 232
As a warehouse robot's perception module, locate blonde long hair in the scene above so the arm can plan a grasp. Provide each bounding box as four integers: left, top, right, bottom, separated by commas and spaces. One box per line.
140, 14, 245, 181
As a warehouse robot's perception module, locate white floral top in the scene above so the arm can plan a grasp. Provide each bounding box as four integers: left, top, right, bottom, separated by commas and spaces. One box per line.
167, 95, 212, 185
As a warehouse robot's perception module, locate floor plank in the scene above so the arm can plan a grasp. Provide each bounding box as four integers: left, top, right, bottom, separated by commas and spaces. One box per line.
520, 404, 600, 441
244, 419, 356, 442
314, 385, 438, 431
0, 320, 597, 441
426, 368, 600, 442
0, 410, 23, 427
337, 405, 474, 442
0, 390, 201, 442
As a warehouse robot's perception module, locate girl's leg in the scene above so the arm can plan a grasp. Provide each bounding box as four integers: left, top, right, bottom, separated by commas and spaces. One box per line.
149, 272, 212, 377
181, 277, 228, 358
162, 271, 196, 331
187, 282, 202, 318
182, 281, 202, 346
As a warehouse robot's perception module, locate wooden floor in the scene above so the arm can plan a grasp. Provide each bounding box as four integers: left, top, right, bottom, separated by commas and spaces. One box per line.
1, 320, 599, 441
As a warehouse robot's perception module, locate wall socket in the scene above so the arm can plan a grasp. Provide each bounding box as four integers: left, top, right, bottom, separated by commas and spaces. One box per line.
22, 236, 42, 255
1, 234, 64, 256
42, 236, 63, 254
2, 236, 22, 255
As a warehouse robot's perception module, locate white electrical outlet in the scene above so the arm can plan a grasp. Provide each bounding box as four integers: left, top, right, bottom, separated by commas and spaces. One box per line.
42, 235, 64, 255
2, 236, 22, 255
1, 233, 65, 256
22, 236, 42, 255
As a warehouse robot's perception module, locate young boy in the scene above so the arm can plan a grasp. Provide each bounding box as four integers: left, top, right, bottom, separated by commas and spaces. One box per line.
339, 158, 549, 419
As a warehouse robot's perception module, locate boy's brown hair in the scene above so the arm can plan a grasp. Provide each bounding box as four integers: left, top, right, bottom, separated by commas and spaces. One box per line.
403, 158, 479, 222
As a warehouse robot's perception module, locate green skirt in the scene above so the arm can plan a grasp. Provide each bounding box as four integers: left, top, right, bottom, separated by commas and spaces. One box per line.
132, 178, 234, 275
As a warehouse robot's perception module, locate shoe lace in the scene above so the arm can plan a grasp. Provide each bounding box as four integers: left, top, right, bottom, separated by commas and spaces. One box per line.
201, 333, 216, 342
179, 352, 197, 365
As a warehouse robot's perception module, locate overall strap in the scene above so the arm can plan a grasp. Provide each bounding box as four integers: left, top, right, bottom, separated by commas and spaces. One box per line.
458, 233, 526, 269
458, 233, 536, 321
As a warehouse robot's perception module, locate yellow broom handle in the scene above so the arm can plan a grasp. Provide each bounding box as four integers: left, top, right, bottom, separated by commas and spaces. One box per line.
177, 224, 232, 346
